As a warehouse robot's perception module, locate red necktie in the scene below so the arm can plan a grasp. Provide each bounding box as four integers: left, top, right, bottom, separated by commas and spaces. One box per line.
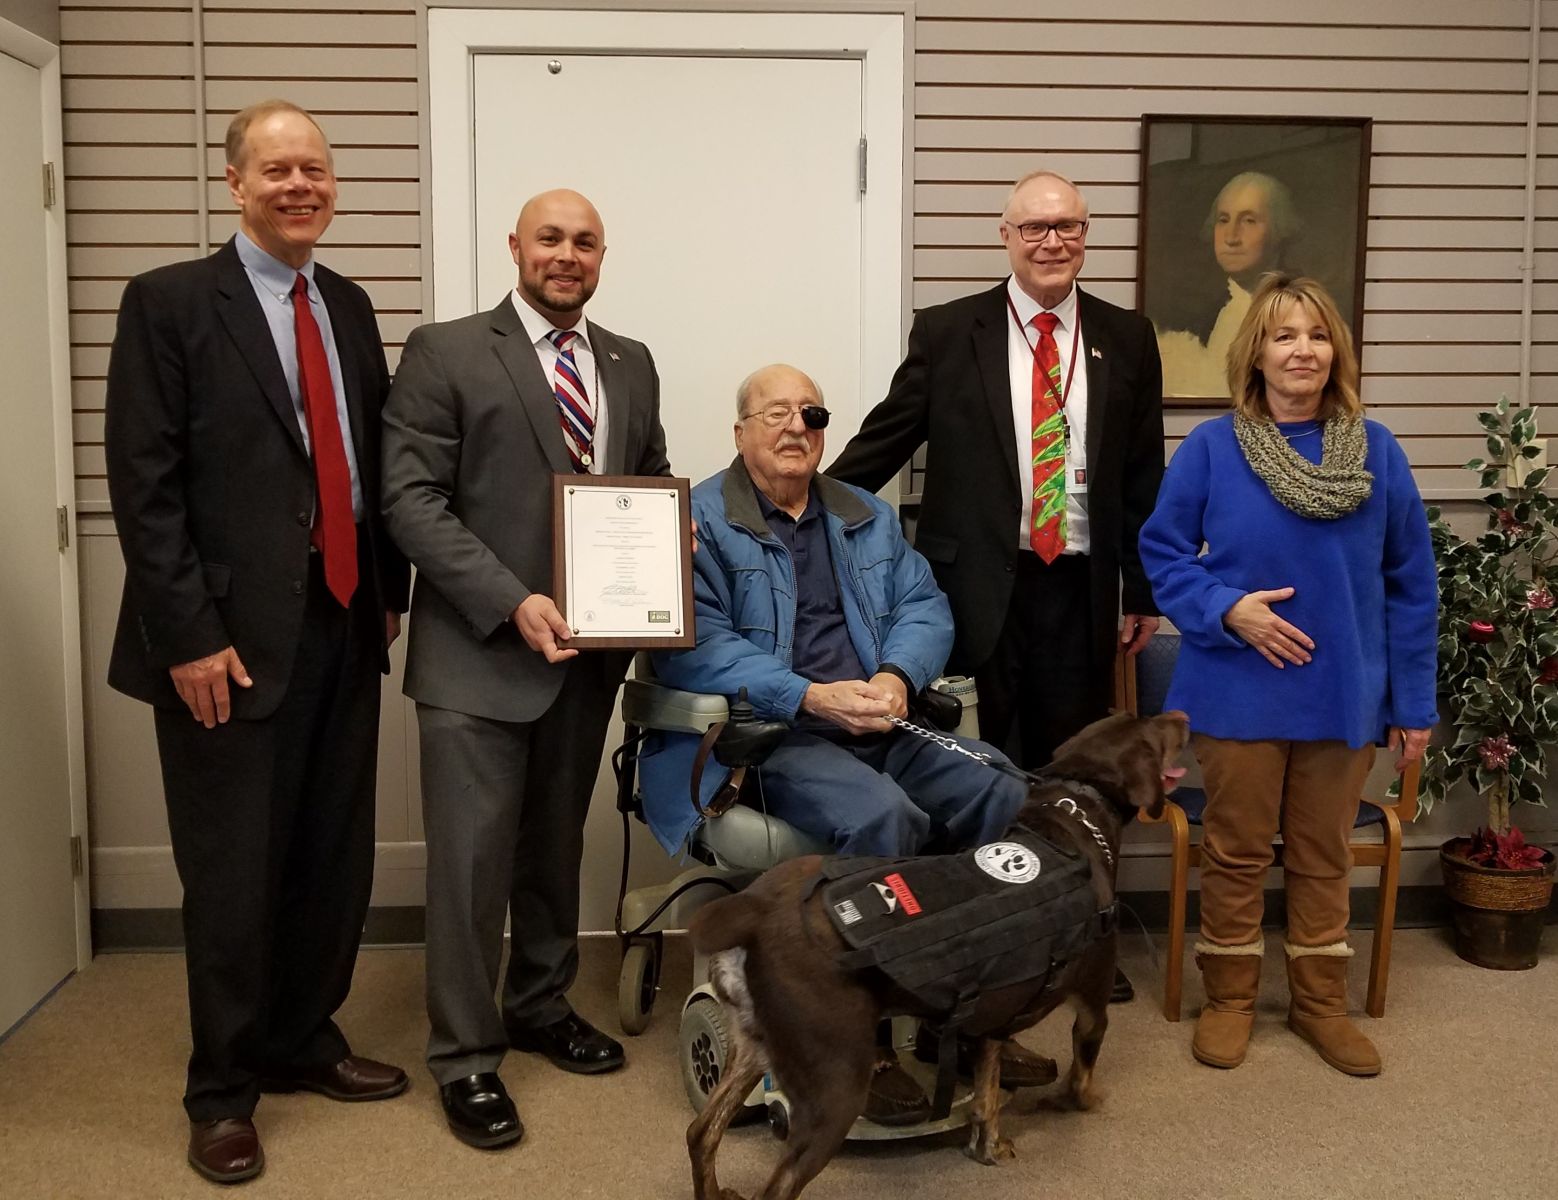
291, 273, 357, 607
1028, 311, 1067, 563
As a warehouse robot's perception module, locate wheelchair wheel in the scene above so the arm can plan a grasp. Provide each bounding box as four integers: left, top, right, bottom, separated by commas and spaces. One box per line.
679, 996, 731, 1112
767, 1099, 790, 1141
617, 940, 659, 1036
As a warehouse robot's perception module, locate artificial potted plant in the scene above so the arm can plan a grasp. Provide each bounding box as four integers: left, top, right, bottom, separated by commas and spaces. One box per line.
1419, 399, 1557, 969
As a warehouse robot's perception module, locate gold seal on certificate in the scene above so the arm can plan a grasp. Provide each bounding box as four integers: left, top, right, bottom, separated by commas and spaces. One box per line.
552, 475, 695, 649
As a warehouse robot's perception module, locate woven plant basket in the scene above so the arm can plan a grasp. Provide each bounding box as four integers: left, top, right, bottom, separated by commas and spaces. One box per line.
1440, 839, 1556, 970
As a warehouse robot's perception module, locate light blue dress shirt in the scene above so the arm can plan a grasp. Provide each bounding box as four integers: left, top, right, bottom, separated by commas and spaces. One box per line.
234, 231, 364, 519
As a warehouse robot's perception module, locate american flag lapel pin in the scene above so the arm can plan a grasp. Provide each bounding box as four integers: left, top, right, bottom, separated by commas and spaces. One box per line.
609, 351, 621, 361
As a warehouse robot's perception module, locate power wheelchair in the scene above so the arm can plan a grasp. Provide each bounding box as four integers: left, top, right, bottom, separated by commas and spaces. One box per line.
609, 661, 983, 1139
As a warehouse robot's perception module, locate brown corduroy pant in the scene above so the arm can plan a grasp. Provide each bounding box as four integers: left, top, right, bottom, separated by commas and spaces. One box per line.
1192, 735, 1376, 948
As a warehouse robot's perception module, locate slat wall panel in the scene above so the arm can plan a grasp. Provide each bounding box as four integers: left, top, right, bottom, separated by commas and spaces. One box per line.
908, 3, 1543, 499
56, 0, 1558, 509
60, 0, 421, 508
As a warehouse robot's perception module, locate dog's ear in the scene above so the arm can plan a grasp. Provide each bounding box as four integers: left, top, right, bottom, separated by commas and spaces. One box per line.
1047, 713, 1164, 815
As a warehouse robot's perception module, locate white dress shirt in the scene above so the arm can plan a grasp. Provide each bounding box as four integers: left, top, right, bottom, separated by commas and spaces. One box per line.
1006, 276, 1090, 554
511, 290, 610, 473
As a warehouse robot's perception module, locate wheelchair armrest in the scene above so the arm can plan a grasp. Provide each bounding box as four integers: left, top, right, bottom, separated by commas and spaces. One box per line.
621, 677, 729, 735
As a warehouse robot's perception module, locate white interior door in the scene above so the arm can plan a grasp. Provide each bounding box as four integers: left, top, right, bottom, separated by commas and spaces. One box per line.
426, 10, 905, 930
0, 48, 79, 1034
471, 51, 867, 484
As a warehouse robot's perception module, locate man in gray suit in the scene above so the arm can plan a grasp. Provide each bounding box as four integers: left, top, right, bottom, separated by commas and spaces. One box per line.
382, 189, 670, 1149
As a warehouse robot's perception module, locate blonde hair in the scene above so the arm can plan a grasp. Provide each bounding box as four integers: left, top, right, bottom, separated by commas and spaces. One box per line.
224, 100, 330, 170
1227, 274, 1362, 421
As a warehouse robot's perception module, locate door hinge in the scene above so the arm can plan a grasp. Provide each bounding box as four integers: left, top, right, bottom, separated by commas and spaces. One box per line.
857, 137, 868, 195
70, 835, 84, 878
57, 505, 70, 552
42, 161, 57, 209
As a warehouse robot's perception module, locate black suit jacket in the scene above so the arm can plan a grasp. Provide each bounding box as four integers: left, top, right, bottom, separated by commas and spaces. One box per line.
105, 238, 410, 718
827, 283, 1164, 676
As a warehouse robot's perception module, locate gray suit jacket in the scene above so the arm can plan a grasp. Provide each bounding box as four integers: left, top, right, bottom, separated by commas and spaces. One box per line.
381, 297, 670, 722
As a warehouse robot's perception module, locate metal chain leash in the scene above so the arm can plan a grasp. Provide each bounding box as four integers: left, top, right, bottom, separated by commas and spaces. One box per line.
883, 714, 1114, 869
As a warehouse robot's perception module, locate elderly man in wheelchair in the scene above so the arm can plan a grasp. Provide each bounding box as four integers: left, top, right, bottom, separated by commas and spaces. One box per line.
634, 363, 1052, 1126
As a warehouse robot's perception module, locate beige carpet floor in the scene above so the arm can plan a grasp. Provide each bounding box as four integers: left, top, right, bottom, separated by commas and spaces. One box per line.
0, 927, 1552, 1199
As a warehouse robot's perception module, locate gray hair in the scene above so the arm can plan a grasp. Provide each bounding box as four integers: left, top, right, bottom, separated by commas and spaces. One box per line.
1202, 171, 1301, 244
1003, 170, 1089, 220
735, 365, 824, 417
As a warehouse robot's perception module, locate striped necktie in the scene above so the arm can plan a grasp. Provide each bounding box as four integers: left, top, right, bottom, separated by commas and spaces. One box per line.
549, 328, 594, 472
1028, 311, 1066, 562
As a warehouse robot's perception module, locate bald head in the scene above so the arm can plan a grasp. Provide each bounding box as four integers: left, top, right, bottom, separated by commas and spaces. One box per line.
733, 364, 827, 506
508, 189, 606, 327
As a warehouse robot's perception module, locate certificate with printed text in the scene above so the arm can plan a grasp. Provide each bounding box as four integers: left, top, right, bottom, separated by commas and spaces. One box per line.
552, 475, 695, 649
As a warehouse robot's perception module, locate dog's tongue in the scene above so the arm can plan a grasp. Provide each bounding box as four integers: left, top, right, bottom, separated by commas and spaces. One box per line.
1161, 764, 1188, 792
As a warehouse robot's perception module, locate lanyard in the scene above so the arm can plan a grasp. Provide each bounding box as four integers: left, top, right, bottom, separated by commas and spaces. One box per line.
1006, 291, 1081, 415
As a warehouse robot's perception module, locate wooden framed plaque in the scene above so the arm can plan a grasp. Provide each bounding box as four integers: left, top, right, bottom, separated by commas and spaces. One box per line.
551, 475, 695, 649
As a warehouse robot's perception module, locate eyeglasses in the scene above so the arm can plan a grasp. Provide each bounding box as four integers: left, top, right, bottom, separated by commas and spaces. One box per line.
1007, 219, 1088, 243
741, 403, 830, 430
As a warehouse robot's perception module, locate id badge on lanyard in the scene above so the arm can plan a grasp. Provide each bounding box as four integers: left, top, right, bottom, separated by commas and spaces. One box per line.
1007, 294, 1087, 493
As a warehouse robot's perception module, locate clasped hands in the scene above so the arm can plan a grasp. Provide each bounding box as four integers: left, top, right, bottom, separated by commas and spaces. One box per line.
801, 673, 909, 736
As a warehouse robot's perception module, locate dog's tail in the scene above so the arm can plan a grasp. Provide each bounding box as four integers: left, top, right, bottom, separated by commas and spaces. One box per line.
688, 891, 762, 954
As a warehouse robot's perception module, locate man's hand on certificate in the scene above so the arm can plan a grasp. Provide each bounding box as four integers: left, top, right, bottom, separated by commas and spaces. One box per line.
514, 594, 578, 663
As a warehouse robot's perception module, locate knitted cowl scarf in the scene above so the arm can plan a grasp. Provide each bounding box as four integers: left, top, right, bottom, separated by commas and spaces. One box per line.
1232, 410, 1373, 520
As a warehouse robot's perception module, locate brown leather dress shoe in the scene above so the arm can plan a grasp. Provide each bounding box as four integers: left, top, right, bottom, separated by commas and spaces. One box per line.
260, 1054, 409, 1101
188, 1117, 263, 1184
862, 1056, 932, 1127
913, 1025, 1058, 1089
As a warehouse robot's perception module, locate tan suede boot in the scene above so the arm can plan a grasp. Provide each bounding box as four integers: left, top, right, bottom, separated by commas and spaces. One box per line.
1191, 941, 1263, 1068
1285, 942, 1381, 1076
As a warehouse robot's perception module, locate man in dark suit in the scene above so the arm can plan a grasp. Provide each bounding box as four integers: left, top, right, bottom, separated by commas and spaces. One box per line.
828, 170, 1164, 1001
105, 100, 411, 1184
381, 189, 671, 1150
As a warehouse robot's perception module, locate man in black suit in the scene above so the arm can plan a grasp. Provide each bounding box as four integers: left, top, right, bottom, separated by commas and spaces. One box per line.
105, 100, 411, 1184
828, 170, 1164, 1001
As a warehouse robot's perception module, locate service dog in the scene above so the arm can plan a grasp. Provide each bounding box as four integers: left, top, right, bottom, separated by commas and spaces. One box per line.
685, 709, 1191, 1200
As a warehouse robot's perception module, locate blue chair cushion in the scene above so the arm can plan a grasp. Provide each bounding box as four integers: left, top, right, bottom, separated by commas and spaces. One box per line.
1172, 787, 1384, 829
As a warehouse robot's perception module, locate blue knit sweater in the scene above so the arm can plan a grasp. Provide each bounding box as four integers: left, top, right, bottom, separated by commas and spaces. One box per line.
1139, 413, 1438, 746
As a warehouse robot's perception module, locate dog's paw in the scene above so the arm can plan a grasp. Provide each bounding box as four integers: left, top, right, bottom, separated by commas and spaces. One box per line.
1068, 1083, 1104, 1111
963, 1133, 1017, 1166
718, 1191, 750, 1200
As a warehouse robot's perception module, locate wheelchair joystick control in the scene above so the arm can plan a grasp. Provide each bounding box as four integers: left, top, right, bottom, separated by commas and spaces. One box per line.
712, 687, 790, 769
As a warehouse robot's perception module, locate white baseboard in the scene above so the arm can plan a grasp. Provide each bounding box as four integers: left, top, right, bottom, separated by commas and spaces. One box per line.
90, 838, 1458, 926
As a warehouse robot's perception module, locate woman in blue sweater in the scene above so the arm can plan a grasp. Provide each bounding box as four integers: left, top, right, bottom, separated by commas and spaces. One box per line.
1139, 276, 1437, 1078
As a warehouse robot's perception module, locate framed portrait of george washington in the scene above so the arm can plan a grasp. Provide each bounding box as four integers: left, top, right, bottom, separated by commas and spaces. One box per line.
1137, 114, 1372, 407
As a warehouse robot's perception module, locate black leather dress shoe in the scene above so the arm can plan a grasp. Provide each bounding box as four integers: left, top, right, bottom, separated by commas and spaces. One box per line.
509, 1010, 625, 1075
260, 1054, 408, 1101
440, 1073, 523, 1150
1111, 967, 1135, 1004
188, 1117, 264, 1183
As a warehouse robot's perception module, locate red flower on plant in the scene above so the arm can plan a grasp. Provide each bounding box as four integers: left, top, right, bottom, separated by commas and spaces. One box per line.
1477, 733, 1514, 770
1497, 509, 1530, 536
1466, 826, 1549, 870
1468, 620, 1497, 643
1540, 657, 1558, 685
1527, 588, 1555, 611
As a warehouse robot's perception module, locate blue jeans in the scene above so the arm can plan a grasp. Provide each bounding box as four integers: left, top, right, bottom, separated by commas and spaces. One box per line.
745, 728, 1028, 856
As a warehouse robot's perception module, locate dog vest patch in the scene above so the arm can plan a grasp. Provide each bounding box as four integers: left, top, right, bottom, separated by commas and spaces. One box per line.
817, 829, 1106, 1030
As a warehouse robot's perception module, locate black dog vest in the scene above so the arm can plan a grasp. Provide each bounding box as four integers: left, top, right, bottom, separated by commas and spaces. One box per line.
817, 827, 1114, 1030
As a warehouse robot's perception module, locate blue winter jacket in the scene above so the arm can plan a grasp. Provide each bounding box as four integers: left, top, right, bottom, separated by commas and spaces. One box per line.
638, 459, 954, 854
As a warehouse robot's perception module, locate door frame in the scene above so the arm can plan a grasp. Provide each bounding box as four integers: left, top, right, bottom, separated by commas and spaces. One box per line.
417, 2, 912, 418
0, 16, 92, 969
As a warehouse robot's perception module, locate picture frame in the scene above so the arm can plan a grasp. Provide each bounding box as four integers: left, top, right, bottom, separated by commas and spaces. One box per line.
1136, 114, 1372, 408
